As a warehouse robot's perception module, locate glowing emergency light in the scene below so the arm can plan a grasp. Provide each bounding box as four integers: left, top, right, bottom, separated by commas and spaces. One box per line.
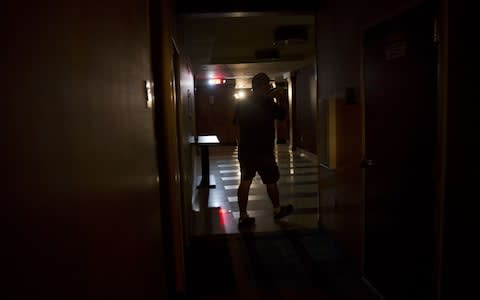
208, 78, 222, 85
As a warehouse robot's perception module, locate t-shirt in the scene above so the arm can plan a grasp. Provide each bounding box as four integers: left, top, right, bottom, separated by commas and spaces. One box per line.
233, 94, 286, 158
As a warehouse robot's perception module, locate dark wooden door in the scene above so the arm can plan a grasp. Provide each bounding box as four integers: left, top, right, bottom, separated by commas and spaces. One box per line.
363, 2, 438, 299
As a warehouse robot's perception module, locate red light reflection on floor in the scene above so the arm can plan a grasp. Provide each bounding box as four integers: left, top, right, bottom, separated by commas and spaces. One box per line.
218, 208, 227, 225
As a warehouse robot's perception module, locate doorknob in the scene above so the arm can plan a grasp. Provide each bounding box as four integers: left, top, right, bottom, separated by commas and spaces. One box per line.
360, 159, 376, 168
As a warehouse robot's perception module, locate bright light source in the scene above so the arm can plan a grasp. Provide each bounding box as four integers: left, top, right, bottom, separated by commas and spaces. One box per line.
234, 90, 247, 101
208, 78, 222, 85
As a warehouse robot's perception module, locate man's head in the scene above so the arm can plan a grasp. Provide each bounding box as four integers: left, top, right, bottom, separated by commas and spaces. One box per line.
252, 73, 271, 95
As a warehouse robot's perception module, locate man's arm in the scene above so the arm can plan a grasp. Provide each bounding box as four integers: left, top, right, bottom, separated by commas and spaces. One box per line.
269, 88, 288, 120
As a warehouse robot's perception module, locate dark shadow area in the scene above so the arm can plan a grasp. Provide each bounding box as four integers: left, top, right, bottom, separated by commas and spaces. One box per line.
186, 229, 378, 299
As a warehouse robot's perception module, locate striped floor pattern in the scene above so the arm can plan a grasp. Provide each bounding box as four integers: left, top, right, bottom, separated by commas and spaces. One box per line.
192, 145, 337, 235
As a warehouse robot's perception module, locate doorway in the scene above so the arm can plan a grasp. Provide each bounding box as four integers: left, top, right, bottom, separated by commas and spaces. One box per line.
362, 2, 439, 299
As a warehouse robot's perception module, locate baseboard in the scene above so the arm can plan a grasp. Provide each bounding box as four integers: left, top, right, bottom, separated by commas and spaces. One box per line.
318, 162, 331, 170
362, 277, 386, 300
294, 147, 333, 170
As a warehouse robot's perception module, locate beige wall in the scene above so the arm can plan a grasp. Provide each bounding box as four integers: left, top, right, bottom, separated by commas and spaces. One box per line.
2, 0, 167, 298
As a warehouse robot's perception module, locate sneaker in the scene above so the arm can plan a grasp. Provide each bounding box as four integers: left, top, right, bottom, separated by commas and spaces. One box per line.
238, 216, 255, 227
274, 204, 294, 220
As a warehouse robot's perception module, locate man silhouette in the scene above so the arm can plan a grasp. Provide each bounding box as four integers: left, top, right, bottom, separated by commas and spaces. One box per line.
233, 73, 294, 227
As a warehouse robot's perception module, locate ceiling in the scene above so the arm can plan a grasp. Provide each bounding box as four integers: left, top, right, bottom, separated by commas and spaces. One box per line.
180, 13, 316, 83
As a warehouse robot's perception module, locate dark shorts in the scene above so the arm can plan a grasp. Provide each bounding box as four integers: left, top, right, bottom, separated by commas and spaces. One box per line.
239, 155, 280, 184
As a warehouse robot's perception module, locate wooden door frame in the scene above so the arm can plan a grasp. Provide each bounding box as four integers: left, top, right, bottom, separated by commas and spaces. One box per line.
149, 0, 186, 297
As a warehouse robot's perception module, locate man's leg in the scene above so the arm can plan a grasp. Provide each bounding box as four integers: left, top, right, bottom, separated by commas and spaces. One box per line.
266, 183, 293, 219
266, 183, 280, 208
237, 156, 256, 226
260, 157, 282, 212
237, 179, 252, 219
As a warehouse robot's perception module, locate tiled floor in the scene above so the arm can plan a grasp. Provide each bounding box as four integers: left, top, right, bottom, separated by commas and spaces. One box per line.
192, 144, 337, 235
187, 145, 378, 300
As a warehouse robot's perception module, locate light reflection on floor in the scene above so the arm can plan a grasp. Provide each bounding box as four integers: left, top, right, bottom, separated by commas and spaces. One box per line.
192, 145, 337, 235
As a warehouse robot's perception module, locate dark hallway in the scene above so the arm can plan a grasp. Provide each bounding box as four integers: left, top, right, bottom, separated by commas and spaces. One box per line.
3, 0, 473, 300
187, 231, 375, 300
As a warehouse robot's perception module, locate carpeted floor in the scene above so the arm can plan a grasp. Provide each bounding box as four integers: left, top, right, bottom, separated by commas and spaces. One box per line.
186, 229, 378, 300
